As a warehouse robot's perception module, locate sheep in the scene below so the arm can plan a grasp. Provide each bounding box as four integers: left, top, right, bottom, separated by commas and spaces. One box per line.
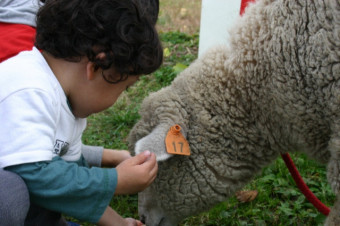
127, 0, 340, 225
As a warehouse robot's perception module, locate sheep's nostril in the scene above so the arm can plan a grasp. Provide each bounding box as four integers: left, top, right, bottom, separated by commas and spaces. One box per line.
140, 214, 146, 224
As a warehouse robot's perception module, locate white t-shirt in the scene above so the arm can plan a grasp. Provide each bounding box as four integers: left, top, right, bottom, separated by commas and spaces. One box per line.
0, 47, 86, 168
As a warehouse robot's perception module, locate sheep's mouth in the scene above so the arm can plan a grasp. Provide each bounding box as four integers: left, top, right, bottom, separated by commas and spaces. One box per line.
140, 215, 165, 226
157, 217, 165, 226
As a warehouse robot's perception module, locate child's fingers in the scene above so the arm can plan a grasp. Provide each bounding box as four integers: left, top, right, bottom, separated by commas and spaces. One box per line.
148, 154, 158, 175
141, 152, 157, 171
124, 218, 145, 226
130, 150, 151, 165
149, 166, 158, 183
143, 153, 158, 183
136, 219, 145, 226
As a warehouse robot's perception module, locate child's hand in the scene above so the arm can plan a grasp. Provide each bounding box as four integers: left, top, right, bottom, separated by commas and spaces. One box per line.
115, 150, 158, 195
102, 149, 132, 167
97, 206, 145, 226
124, 218, 145, 226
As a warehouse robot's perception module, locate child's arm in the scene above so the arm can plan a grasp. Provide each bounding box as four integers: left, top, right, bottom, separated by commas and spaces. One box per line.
6, 156, 117, 223
5, 151, 157, 223
81, 144, 131, 167
101, 149, 131, 167
81, 144, 104, 167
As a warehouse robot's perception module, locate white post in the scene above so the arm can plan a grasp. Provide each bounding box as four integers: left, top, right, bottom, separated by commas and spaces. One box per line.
198, 0, 241, 57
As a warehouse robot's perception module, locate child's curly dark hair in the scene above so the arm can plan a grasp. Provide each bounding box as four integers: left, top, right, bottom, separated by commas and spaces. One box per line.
35, 0, 163, 78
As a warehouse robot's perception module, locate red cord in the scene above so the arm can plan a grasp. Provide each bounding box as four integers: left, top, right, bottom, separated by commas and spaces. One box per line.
281, 153, 330, 216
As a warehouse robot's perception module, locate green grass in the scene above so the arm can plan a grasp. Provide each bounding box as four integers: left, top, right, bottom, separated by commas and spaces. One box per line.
181, 153, 334, 226
76, 31, 335, 225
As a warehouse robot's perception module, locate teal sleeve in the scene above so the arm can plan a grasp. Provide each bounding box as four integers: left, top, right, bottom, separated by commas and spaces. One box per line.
5, 156, 117, 223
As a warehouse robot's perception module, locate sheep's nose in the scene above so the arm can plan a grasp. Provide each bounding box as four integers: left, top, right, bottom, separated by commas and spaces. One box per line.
140, 214, 146, 224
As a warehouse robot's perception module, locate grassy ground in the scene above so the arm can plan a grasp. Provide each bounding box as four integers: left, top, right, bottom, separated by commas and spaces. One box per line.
156, 0, 201, 34
78, 1, 335, 225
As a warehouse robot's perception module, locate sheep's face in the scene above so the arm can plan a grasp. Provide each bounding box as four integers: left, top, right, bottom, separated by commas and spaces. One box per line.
128, 117, 193, 224
128, 86, 203, 225
138, 179, 181, 226
129, 120, 211, 225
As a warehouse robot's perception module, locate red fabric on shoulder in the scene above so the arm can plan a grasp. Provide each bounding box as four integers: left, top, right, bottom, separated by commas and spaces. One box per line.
0, 22, 36, 63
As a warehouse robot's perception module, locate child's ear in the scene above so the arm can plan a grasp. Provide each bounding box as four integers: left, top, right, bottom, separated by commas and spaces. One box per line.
86, 62, 96, 81
86, 52, 106, 81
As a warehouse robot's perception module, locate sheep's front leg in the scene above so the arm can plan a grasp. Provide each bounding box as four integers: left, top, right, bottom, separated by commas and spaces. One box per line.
328, 133, 340, 191
324, 193, 340, 226
326, 134, 340, 225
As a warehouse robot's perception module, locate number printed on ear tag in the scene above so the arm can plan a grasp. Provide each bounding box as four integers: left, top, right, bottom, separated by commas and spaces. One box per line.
165, 125, 190, 156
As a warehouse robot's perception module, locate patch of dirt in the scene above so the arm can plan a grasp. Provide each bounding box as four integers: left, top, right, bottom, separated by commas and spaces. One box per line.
157, 0, 201, 34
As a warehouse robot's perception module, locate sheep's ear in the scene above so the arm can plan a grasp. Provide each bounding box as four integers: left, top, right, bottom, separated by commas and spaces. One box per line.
134, 125, 174, 162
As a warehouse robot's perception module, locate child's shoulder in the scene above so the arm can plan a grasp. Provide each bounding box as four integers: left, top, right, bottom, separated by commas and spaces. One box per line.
0, 48, 58, 99
0, 47, 42, 70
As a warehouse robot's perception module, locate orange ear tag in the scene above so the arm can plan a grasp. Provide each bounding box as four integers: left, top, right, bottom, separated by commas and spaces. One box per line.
165, 125, 190, 156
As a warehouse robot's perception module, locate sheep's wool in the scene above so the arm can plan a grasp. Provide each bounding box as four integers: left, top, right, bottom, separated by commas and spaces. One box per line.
128, 0, 340, 225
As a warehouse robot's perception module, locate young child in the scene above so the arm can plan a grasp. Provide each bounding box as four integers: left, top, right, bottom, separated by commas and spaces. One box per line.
0, 1, 133, 224
0, 2, 142, 224
0, 0, 163, 225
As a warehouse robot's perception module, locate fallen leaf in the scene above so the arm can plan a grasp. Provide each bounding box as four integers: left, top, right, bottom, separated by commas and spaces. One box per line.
235, 190, 258, 203
163, 48, 171, 57
180, 8, 188, 18
173, 63, 187, 73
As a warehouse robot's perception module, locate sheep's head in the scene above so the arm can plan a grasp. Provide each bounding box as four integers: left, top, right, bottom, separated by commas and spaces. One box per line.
128, 121, 196, 226
128, 86, 205, 225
